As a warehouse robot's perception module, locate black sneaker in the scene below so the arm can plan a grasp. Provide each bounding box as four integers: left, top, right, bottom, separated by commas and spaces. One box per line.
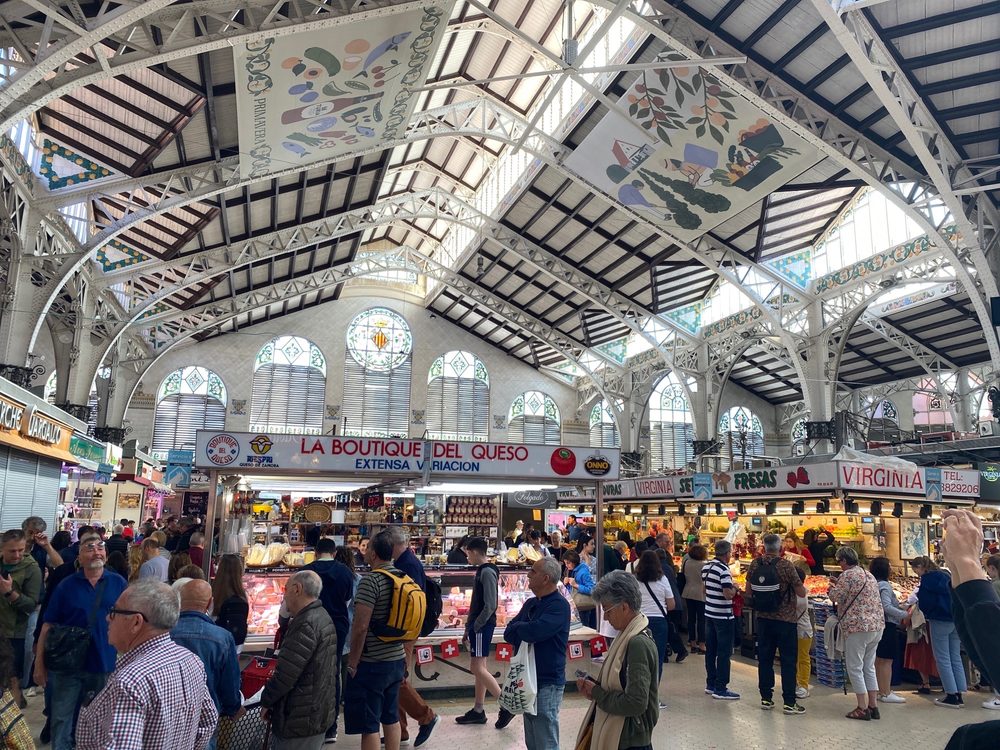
783, 703, 805, 716
495, 707, 516, 729
455, 709, 487, 725
414, 715, 439, 747
935, 694, 963, 709
675, 650, 688, 664
761, 699, 775, 710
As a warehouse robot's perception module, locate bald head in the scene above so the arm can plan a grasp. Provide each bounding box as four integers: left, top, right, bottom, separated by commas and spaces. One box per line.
179, 579, 213, 614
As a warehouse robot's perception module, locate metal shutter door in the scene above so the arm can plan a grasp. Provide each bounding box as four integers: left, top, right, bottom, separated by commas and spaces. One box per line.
1, 450, 38, 529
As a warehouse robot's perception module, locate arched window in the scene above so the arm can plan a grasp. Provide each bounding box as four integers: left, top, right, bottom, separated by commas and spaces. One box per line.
508, 391, 560, 445
250, 336, 326, 434
718, 406, 765, 469
868, 398, 900, 442
589, 400, 620, 448
649, 378, 694, 471
153, 366, 227, 454
342, 308, 412, 437
426, 351, 489, 441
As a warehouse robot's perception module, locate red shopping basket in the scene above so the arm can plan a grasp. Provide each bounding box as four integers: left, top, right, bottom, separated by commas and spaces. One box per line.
240, 635, 280, 700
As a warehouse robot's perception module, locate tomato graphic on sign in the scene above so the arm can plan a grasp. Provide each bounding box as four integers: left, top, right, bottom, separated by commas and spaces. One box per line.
550, 447, 577, 476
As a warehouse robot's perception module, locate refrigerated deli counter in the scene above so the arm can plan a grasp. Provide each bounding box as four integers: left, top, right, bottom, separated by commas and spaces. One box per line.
244, 564, 597, 691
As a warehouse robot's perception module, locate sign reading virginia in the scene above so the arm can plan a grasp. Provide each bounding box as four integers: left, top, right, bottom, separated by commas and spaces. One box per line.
235, 4, 449, 179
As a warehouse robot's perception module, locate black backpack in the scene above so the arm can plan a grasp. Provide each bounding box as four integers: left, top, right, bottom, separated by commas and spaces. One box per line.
749, 557, 787, 613
420, 576, 443, 637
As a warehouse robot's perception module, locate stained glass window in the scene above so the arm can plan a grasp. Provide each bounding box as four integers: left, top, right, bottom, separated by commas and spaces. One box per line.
346, 308, 412, 372
426, 351, 489, 441
649, 376, 694, 471
718, 406, 765, 469
508, 391, 561, 445
154, 366, 227, 453
912, 381, 953, 433
251, 336, 326, 434
589, 400, 620, 448
343, 308, 412, 437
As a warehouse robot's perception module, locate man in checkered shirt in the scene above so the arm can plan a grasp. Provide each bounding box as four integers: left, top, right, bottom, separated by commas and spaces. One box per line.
77, 579, 218, 749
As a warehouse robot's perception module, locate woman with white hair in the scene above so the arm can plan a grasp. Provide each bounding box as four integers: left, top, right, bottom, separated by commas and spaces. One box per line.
575, 571, 658, 750
828, 546, 884, 720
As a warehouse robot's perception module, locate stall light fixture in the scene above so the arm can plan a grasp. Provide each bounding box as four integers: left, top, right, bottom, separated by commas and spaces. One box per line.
816, 500, 830, 514
677, 503, 686, 516
578, 505, 585, 514
766, 502, 776, 515
920, 504, 932, 519
870, 501, 882, 516
697, 504, 707, 516
658, 505, 666, 516
737, 503, 746, 516
845, 500, 859, 514
892, 502, 903, 518
715, 502, 723, 515
792, 501, 804, 516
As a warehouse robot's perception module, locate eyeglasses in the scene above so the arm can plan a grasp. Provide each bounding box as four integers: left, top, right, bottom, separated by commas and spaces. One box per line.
603, 602, 624, 616
82, 542, 105, 551
108, 607, 147, 621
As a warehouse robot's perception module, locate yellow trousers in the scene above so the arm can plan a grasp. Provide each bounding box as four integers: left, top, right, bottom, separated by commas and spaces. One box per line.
797, 636, 813, 688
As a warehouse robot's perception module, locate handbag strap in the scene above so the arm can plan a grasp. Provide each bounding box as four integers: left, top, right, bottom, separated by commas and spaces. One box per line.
837, 574, 870, 621
643, 580, 669, 619
87, 577, 108, 630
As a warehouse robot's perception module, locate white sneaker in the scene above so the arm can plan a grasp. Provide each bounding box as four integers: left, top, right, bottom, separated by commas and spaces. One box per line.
982, 698, 1000, 710
658, 701, 668, 710
879, 692, 906, 704
795, 686, 810, 699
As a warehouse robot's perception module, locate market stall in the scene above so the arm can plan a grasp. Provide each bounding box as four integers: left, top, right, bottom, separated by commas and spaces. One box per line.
194, 432, 620, 689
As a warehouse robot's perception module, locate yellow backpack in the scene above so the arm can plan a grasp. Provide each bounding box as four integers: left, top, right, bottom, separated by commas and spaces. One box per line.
370, 569, 427, 642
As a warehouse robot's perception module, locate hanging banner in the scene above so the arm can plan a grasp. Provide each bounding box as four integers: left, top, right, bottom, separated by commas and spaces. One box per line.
195, 432, 620, 481
693, 473, 713, 502
233, 3, 449, 180
837, 462, 978, 498
925, 467, 942, 503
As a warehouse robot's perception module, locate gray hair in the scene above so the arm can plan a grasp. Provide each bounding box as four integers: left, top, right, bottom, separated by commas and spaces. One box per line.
386, 525, 408, 548
536, 556, 562, 584
21, 516, 46, 533
189, 531, 205, 546
763, 533, 782, 554
550, 531, 562, 544
289, 570, 323, 598
835, 545, 858, 566
591, 570, 642, 612
126, 579, 180, 630
112, 524, 124, 535
714, 540, 732, 557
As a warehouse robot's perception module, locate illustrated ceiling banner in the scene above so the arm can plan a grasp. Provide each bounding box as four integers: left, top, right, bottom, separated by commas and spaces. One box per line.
234, 3, 450, 179
565, 58, 821, 243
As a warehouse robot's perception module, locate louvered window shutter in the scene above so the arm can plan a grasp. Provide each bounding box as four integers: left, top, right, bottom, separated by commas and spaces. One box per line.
343, 357, 411, 437
250, 364, 325, 434
650, 422, 695, 471
427, 376, 488, 441
154, 394, 227, 452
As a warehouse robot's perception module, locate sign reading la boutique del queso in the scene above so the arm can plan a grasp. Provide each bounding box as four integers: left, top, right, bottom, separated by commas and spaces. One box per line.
194, 431, 620, 481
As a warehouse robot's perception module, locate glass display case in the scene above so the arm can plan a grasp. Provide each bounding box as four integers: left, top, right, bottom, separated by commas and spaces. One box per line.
243, 565, 584, 648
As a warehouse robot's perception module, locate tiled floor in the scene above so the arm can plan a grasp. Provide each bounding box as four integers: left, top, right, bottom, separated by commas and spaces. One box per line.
21, 654, 989, 749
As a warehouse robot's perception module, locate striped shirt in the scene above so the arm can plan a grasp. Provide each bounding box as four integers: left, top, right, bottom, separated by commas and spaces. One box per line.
355, 563, 407, 663
701, 558, 735, 620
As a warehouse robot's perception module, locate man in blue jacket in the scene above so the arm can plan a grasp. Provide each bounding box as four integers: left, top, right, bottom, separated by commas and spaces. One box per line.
170, 579, 242, 750
501, 556, 570, 750
303, 537, 355, 743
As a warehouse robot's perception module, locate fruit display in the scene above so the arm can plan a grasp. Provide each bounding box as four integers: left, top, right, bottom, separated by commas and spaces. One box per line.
804, 575, 830, 597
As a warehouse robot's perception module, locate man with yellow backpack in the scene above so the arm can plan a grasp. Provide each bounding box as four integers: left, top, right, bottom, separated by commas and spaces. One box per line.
344, 530, 425, 750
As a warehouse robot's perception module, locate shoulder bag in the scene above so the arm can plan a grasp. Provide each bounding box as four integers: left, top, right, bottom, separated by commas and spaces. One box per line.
823, 575, 870, 662
45, 578, 107, 673
643, 580, 670, 619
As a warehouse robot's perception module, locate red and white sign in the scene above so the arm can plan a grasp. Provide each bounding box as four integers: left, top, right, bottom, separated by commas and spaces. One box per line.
568, 642, 584, 660
415, 645, 434, 665
195, 432, 619, 480
439, 639, 460, 660
838, 462, 979, 498
495, 643, 513, 662
589, 636, 608, 656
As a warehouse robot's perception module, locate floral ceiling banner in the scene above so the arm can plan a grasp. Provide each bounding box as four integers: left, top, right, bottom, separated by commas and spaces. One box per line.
565, 59, 821, 242
234, 3, 450, 179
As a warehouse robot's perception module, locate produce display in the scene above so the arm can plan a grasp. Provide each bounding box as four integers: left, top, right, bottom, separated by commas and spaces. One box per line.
245, 542, 291, 567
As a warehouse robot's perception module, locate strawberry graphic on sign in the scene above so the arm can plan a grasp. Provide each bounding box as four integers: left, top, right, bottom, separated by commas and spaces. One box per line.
440, 639, 460, 660
495, 643, 512, 661
786, 467, 810, 488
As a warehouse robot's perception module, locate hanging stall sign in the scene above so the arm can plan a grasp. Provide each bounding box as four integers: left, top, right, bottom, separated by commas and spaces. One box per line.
693, 473, 713, 502
95, 462, 114, 485
70, 434, 106, 464
233, 3, 449, 180
979, 463, 1000, 503
0, 391, 76, 462
837, 462, 978, 499
166, 449, 194, 489
182, 491, 210, 518
504, 490, 558, 509
195, 432, 620, 481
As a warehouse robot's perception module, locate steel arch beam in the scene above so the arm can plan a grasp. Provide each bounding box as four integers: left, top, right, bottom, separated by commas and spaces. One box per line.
635, 0, 1000, 372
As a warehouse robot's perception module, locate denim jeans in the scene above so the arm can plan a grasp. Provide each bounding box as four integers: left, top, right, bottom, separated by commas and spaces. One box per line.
756, 618, 798, 706
705, 617, 734, 693
523, 683, 564, 750
22, 609, 38, 687
647, 617, 668, 681
929, 619, 968, 695
50, 670, 109, 750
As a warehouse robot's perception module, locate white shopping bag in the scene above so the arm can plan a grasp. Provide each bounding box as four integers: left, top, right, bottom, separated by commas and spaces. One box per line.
498, 643, 537, 715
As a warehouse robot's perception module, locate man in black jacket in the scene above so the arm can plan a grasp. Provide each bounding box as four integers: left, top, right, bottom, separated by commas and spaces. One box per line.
262, 570, 338, 750
303, 538, 354, 743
